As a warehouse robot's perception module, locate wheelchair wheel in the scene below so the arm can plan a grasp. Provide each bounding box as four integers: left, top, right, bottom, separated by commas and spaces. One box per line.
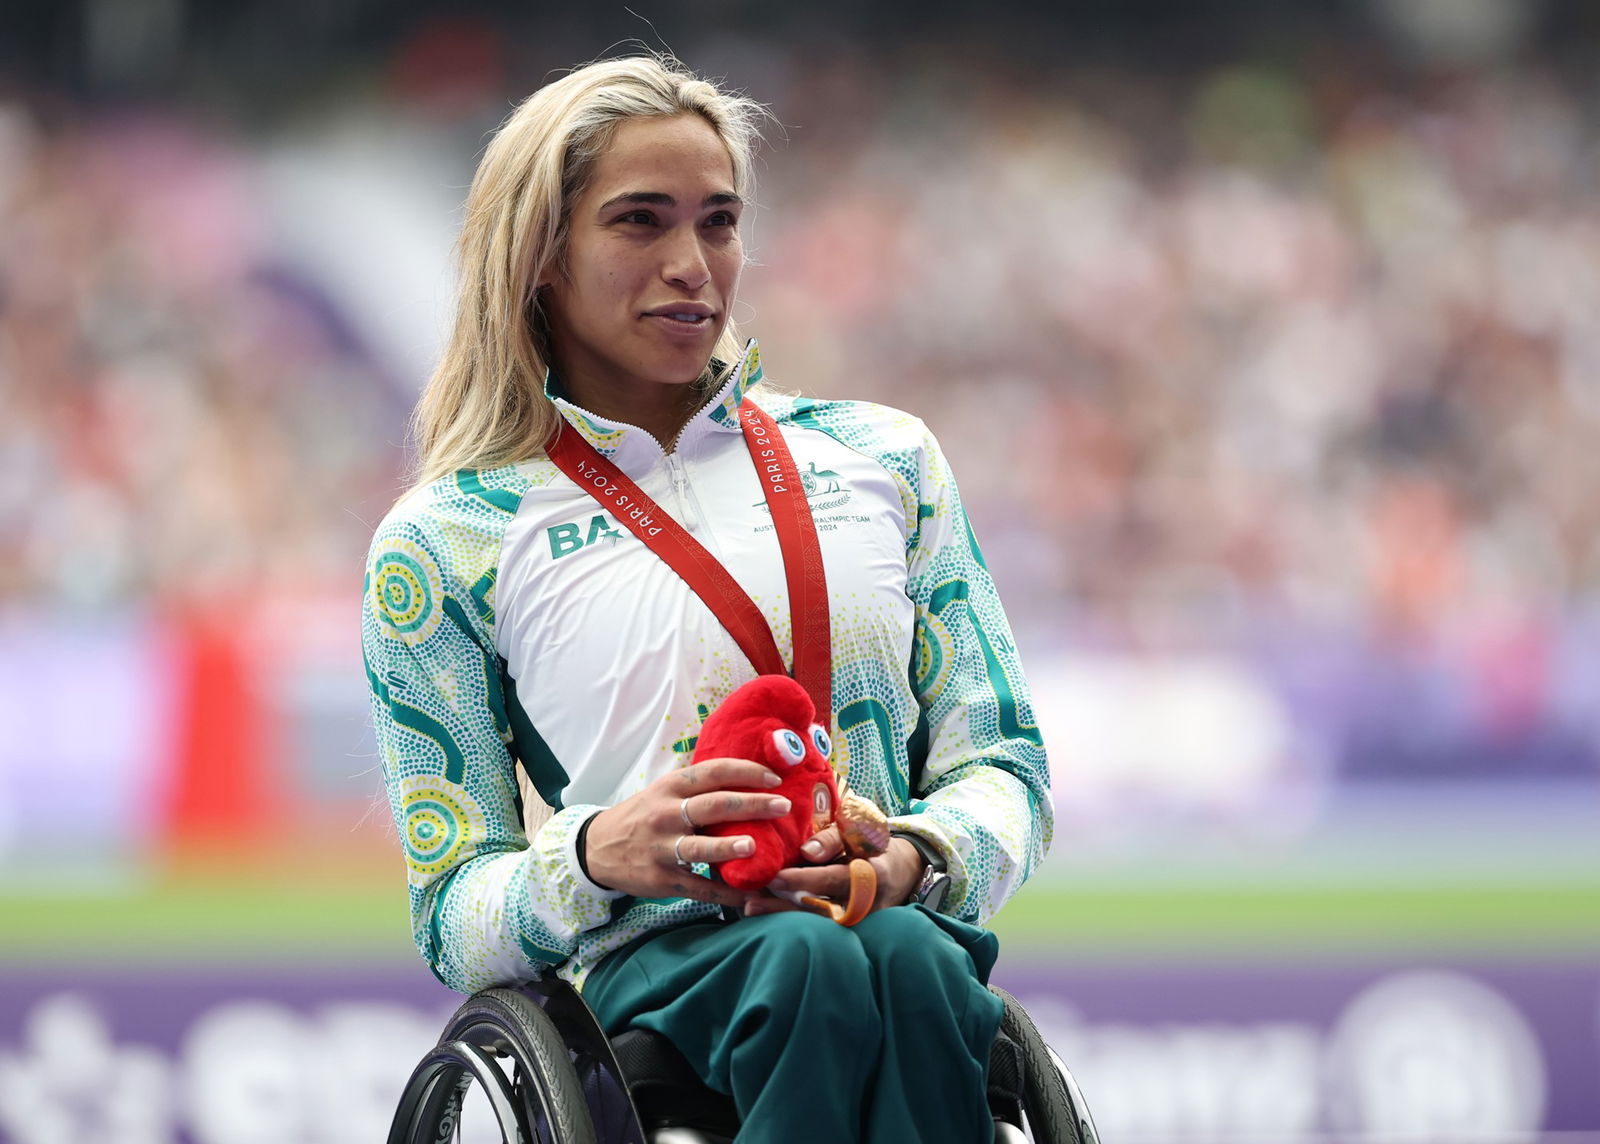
389, 986, 597, 1144
991, 985, 1097, 1144
388, 1039, 532, 1144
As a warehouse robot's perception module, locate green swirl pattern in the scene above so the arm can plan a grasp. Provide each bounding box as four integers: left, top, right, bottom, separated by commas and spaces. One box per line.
913, 610, 954, 697
400, 779, 483, 877
371, 538, 444, 645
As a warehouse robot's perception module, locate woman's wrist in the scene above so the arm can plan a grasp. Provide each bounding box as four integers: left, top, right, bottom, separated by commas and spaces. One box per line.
890, 830, 951, 910
886, 836, 928, 906
575, 809, 613, 891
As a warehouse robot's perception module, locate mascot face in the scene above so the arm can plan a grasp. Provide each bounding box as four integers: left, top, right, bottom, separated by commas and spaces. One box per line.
690, 675, 840, 890
766, 723, 835, 834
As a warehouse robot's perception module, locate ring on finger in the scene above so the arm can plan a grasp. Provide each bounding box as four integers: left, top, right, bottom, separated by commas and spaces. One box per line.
680, 797, 697, 831
673, 834, 693, 869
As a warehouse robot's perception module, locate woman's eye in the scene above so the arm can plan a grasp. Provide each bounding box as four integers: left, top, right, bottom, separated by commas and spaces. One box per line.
617, 210, 655, 225
809, 725, 831, 759
705, 211, 737, 228
773, 729, 806, 764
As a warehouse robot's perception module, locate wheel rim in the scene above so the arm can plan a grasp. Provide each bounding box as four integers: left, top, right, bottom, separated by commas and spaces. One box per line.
390, 1040, 532, 1144
452, 1014, 569, 1142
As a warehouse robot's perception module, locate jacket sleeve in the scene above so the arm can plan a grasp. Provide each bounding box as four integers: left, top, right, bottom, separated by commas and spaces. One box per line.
362, 506, 623, 992
886, 426, 1054, 924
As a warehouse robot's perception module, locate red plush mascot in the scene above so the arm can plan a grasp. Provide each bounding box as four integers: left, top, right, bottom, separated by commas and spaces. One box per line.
690, 675, 888, 925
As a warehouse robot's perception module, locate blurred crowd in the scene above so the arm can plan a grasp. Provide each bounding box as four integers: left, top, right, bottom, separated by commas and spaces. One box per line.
0, 104, 406, 611
3, 41, 1599, 776
743, 56, 1600, 655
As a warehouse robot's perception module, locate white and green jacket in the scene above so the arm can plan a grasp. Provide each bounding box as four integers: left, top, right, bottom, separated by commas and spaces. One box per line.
363, 342, 1052, 993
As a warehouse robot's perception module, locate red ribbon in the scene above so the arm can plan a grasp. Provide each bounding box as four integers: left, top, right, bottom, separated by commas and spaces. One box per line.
545, 404, 833, 722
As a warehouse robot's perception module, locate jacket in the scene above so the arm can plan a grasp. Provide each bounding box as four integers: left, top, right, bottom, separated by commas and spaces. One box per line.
362, 341, 1052, 991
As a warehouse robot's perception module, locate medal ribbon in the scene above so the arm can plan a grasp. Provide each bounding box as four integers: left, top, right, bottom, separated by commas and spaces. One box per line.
545, 405, 833, 721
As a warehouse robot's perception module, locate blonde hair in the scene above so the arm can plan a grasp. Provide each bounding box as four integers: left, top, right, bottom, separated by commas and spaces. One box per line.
410, 55, 766, 489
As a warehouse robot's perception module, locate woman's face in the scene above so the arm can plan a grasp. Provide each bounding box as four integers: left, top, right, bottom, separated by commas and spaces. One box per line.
542, 114, 744, 417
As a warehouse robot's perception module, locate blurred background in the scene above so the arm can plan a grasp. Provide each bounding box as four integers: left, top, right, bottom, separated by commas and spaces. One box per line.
2, 0, 1599, 1140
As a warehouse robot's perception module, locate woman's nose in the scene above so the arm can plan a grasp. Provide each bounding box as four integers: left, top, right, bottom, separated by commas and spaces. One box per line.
662, 227, 711, 291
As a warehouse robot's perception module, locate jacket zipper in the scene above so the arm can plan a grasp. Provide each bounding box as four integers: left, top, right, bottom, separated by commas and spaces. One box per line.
665, 452, 698, 531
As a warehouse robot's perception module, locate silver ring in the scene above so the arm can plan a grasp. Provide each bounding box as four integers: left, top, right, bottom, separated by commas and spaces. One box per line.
680, 797, 697, 831
673, 834, 693, 868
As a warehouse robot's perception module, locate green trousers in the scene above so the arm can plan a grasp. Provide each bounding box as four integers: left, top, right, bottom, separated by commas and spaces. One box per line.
584, 905, 1004, 1144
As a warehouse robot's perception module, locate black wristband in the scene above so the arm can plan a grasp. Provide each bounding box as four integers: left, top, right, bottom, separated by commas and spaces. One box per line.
575, 812, 612, 891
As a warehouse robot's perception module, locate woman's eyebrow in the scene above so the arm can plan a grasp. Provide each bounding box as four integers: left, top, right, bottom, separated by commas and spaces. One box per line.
598, 191, 743, 211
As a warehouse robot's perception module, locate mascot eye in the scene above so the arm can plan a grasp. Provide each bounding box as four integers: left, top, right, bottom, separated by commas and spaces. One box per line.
773, 729, 807, 765
810, 724, 832, 758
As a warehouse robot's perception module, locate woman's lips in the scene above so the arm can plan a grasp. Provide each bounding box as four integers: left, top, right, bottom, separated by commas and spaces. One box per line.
644, 310, 716, 339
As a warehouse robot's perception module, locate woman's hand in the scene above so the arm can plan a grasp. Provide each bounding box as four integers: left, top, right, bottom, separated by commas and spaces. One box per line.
743, 826, 926, 917
583, 758, 792, 908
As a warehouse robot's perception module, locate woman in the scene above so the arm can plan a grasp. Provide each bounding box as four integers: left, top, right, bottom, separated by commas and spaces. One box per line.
363, 54, 1052, 1143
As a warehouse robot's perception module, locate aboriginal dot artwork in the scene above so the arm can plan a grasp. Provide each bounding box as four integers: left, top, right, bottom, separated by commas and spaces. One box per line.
364, 342, 1051, 994
371, 537, 444, 646
562, 408, 626, 455
399, 778, 484, 877
913, 609, 955, 700
708, 339, 763, 428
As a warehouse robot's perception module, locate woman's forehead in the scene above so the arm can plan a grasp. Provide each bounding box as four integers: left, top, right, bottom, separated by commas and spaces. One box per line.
586, 115, 736, 199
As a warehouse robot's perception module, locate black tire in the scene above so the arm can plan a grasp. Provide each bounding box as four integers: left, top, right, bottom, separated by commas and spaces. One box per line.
990, 985, 1085, 1144
440, 987, 598, 1144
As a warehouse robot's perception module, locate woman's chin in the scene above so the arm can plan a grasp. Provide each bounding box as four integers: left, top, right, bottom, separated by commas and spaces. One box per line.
645, 350, 717, 387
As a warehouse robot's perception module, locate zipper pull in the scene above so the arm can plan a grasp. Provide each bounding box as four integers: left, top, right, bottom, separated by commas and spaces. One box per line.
667, 454, 696, 528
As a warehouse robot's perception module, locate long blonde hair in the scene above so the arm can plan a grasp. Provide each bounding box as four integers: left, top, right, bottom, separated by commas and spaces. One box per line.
411, 55, 766, 489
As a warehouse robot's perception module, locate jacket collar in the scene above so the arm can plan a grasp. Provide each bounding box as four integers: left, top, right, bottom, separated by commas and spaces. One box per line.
545, 340, 764, 463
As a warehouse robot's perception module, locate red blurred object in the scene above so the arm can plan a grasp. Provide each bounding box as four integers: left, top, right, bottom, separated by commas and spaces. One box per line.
387, 17, 505, 112
160, 602, 282, 856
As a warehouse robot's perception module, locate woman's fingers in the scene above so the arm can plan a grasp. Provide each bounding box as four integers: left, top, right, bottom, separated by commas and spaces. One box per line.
583, 759, 792, 902
798, 824, 843, 864
744, 864, 835, 916
737, 825, 846, 914
670, 831, 756, 865
676, 758, 790, 828
683, 790, 792, 828
680, 757, 783, 793
658, 832, 761, 908
766, 862, 852, 901
749, 839, 921, 918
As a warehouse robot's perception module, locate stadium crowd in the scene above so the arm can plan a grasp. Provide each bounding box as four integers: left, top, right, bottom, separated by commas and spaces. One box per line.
3, 44, 1597, 776
743, 55, 1600, 650
0, 104, 406, 611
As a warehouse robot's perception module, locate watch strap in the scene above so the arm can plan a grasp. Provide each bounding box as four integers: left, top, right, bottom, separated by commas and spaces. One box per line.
891, 829, 947, 873
892, 830, 951, 911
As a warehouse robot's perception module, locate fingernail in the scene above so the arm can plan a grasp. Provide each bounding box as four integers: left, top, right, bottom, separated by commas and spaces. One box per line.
768, 875, 790, 891
801, 839, 824, 858
763, 772, 783, 788
744, 900, 767, 916
732, 837, 754, 856
769, 797, 791, 814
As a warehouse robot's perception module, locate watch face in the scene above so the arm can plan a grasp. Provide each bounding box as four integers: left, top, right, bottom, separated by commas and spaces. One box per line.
920, 873, 951, 913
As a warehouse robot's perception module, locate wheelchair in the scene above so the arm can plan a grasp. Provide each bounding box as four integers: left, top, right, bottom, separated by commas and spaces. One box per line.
388, 973, 1099, 1143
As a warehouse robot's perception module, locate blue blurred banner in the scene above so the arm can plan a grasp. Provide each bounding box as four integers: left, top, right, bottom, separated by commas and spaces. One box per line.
1, 957, 1592, 1142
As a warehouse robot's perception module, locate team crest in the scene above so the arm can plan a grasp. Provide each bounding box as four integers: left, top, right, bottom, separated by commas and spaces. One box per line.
754, 462, 852, 513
